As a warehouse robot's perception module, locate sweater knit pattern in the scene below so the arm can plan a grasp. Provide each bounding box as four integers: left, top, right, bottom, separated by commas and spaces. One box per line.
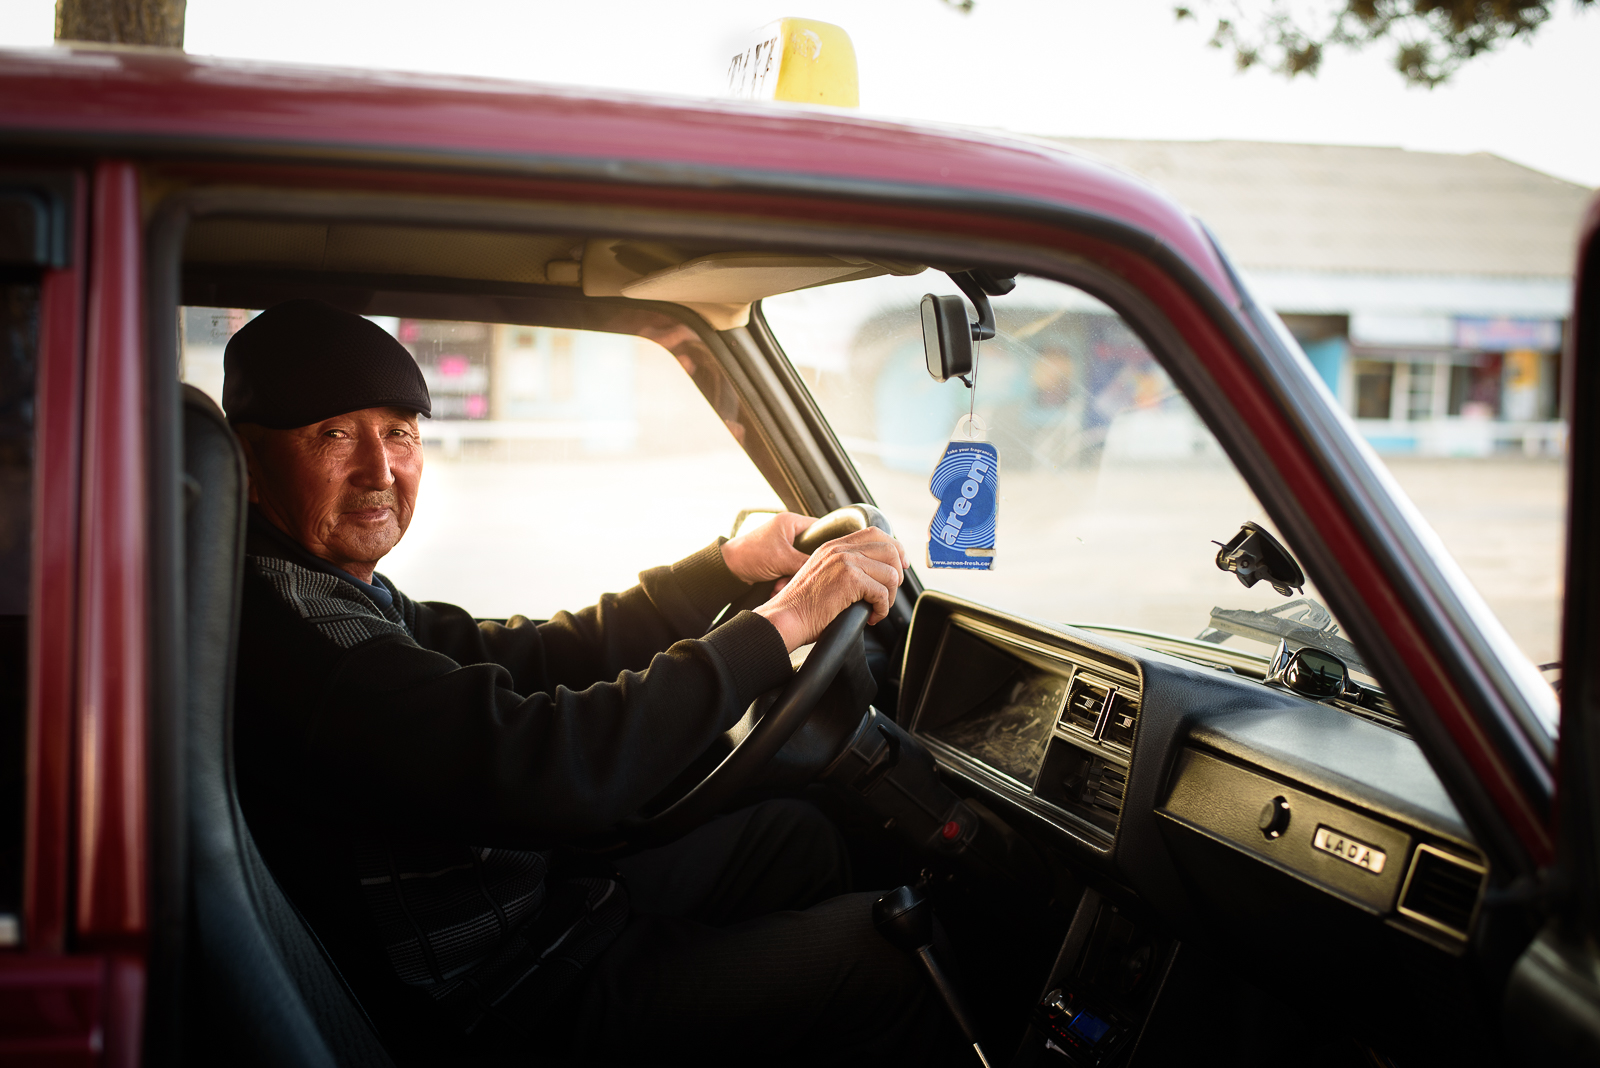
248, 555, 412, 649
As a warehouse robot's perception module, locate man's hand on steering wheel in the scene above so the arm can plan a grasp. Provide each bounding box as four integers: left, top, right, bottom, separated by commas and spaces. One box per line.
753, 527, 909, 652
720, 511, 816, 586
632, 507, 898, 841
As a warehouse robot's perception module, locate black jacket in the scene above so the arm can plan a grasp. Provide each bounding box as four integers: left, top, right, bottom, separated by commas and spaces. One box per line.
234, 511, 793, 1048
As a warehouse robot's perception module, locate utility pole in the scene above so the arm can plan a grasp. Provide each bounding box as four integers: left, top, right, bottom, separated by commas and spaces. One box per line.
56, 0, 186, 48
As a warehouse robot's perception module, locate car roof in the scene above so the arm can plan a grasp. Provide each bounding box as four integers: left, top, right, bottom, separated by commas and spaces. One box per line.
0, 45, 1235, 297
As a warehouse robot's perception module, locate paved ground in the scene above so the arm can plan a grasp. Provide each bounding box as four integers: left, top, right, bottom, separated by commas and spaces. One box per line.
1383, 457, 1566, 667
381, 451, 1566, 671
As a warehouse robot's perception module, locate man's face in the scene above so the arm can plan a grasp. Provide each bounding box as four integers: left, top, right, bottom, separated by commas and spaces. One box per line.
238, 406, 423, 578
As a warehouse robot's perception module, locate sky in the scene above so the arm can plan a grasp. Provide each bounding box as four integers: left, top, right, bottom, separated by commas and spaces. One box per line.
1, 0, 1595, 187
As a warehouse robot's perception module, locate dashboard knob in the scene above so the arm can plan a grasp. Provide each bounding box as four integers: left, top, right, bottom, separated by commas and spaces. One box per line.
1258, 795, 1291, 839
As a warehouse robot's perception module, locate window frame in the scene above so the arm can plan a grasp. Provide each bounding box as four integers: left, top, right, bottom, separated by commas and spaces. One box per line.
142, 170, 1557, 938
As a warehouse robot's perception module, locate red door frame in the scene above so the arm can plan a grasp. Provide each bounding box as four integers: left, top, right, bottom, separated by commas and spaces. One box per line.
24, 172, 85, 958
1, 161, 148, 1068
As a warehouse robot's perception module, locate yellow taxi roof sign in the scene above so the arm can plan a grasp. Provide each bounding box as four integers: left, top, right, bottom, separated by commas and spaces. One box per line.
727, 19, 859, 108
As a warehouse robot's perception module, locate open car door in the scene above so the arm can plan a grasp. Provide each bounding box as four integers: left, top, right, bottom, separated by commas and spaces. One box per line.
1503, 192, 1600, 1061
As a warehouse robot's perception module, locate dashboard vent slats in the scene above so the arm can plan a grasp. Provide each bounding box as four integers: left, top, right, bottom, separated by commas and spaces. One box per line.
1034, 740, 1128, 835
1088, 762, 1127, 815
1062, 676, 1110, 735
1101, 693, 1139, 749
1399, 846, 1486, 938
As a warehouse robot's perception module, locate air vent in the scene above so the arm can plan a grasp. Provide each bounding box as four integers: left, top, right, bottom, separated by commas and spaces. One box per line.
1100, 692, 1139, 749
1034, 738, 1128, 835
1398, 845, 1487, 938
1062, 676, 1111, 735
1085, 760, 1127, 816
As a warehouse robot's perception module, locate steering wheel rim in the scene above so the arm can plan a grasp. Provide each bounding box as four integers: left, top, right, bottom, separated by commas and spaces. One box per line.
625, 504, 890, 844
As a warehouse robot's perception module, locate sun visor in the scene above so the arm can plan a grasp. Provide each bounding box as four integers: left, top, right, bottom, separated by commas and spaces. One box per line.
622, 254, 882, 302
582, 241, 923, 330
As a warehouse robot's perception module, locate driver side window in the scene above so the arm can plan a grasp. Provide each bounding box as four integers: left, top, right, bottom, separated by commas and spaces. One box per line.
181, 309, 780, 619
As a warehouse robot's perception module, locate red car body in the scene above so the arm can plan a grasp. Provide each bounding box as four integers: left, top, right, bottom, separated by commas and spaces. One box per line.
0, 44, 1591, 1065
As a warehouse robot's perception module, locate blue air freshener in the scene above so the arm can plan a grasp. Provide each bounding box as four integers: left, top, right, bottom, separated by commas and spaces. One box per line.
927, 432, 998, 570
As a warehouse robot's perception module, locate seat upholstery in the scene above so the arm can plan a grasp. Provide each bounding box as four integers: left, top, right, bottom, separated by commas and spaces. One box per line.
182, 383, 397, 1068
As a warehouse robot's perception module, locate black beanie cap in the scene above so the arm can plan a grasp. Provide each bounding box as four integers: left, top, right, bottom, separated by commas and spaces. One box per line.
222, 299, 432, 429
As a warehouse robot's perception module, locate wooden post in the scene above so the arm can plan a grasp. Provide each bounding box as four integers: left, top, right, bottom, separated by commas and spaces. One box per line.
56, 0, 185, 49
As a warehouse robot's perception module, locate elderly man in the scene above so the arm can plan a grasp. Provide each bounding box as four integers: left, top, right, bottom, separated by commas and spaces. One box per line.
226, 300, 953, 1067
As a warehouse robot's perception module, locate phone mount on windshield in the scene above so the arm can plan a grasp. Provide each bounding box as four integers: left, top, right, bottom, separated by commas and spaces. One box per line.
1214, 521, 1305, 598
921, 269, 1016, 385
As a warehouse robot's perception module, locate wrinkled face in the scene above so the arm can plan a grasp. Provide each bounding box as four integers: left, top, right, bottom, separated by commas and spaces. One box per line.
238, 406, 423, 579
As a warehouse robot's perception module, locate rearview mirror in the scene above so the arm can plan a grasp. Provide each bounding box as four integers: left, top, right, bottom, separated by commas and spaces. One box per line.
921, 270, 1015, 384
921, 293, 973, 383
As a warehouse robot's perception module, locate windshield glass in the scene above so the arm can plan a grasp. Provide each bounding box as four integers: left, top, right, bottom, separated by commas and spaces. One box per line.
763, 273, 1363, 677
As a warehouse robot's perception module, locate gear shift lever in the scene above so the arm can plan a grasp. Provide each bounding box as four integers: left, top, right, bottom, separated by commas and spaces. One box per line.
873, 884, 994, 1068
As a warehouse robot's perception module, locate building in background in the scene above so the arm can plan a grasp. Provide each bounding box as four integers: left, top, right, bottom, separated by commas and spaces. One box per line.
180, 311, 654, 458
407, 320, 639, 456
1058, 140, 1591, 456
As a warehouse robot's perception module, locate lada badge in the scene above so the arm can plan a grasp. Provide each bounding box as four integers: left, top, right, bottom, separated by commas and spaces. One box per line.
1312, 825, 1387, 874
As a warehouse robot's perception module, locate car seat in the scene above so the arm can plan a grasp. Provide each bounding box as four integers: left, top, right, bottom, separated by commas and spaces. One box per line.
182, 383, 397, 1068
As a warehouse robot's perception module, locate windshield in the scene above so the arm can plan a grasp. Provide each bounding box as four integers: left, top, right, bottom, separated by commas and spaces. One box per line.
763, 273, 1365, 678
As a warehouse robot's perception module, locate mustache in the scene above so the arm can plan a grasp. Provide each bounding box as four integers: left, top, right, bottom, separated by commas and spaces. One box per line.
340, 491, 398, 513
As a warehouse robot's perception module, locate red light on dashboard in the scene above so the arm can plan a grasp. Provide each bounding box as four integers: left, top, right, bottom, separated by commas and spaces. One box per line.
941, 820, 962, 840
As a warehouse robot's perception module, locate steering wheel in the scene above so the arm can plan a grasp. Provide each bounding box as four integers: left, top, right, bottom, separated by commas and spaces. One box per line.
626, 504, 891, 844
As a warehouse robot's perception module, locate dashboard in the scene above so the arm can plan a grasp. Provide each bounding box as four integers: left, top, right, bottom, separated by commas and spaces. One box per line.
900, 591, 1491, 959
914, 613, 1138, 849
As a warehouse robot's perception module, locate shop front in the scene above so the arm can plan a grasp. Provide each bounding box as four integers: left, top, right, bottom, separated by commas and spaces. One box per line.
1293, 313, 1565, 457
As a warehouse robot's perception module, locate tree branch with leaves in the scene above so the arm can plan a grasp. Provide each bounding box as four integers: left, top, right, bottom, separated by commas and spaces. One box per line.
1174, 0, 1592, 87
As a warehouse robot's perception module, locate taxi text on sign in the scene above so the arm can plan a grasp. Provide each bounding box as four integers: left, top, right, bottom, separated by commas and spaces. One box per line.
727, 19, 860, 108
